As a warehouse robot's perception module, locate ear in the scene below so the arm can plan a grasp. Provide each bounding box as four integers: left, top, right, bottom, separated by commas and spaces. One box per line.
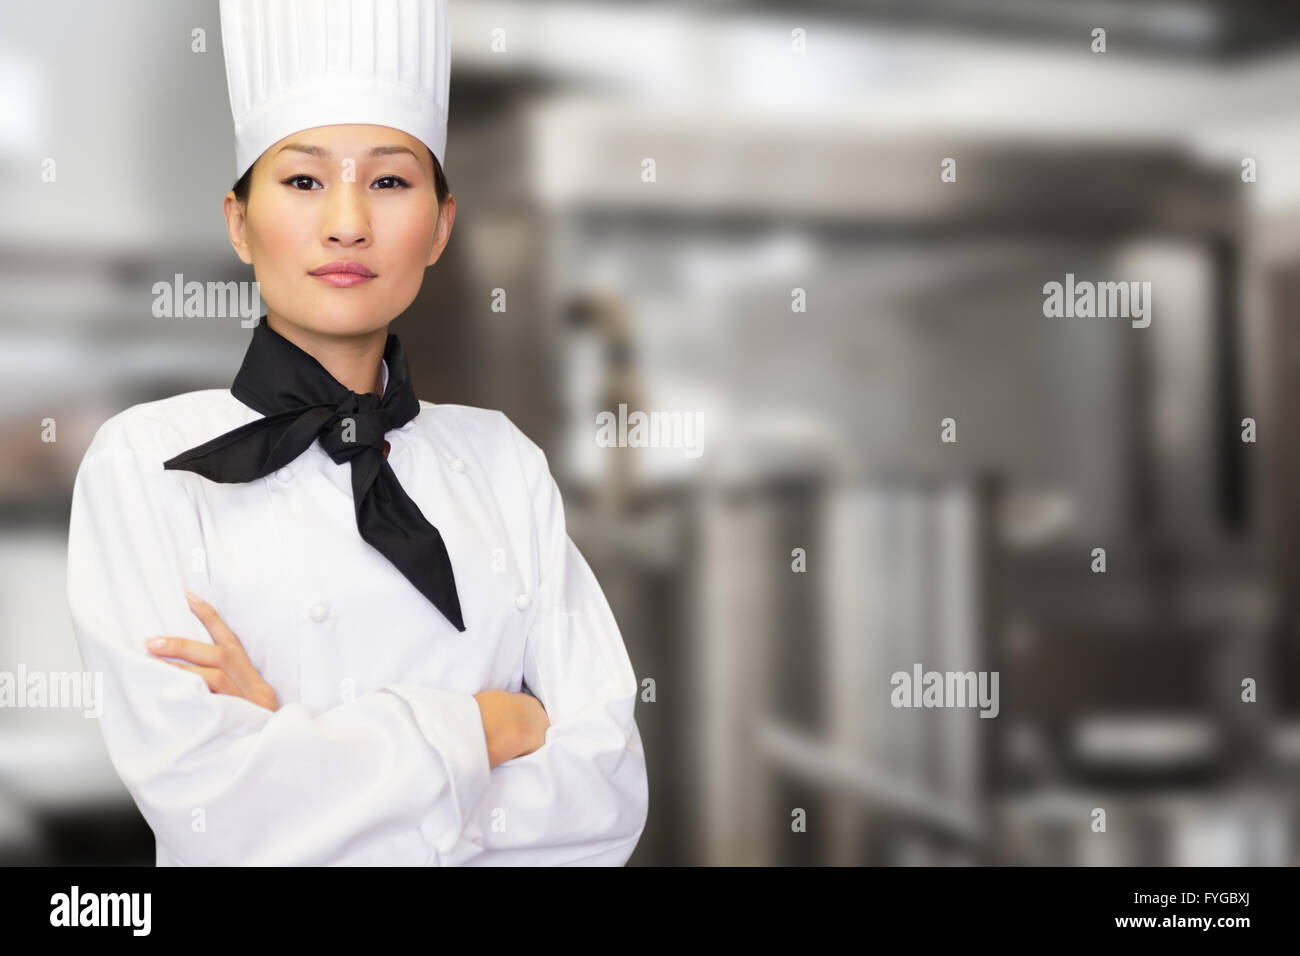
426, 193, 456, 268
223, 191, 254, 266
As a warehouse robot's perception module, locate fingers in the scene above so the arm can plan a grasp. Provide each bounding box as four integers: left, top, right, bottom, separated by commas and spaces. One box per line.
140, 593, 279, 712
163, 660, 277, 710
162, 660, 240, 696
185, 591, 246, 652
180, 592, 265, 700
146, 636, 253, 696
145, 592, 267, 707
146, 636, 224, 669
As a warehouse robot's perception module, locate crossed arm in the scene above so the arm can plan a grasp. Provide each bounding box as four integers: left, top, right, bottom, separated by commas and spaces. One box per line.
147, 591, 551, 769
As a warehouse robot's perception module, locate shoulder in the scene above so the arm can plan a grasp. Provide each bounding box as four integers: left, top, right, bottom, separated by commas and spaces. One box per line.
81, 389, 252, 465
412, 401, 554, 501
70, 391, 246, 516
414, 400, 548, 465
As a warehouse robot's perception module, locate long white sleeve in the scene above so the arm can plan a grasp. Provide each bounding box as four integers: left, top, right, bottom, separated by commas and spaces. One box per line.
439, 416, 650, 866
66, 413, 493, 866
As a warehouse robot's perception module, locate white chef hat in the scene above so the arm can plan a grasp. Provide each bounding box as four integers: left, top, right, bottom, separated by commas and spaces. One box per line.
219, 0, 451, 181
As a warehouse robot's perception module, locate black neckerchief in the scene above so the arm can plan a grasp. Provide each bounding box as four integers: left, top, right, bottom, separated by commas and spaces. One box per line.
163, 317, 466, 632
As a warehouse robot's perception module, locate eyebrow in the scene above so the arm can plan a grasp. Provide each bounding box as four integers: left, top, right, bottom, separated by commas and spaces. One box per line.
273, 143, 420, 161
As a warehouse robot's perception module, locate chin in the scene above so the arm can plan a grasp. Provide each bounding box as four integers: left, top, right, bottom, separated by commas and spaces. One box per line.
297, 293, 394, 336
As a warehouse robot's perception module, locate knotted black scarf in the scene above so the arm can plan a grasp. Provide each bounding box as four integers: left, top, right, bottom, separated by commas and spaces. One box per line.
162, 317, 466, 632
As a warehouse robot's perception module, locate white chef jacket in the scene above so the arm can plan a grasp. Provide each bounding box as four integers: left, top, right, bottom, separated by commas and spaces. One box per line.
65, 359, 649, 866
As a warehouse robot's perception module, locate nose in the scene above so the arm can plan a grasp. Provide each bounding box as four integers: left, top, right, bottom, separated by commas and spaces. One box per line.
321, 177, 371, 247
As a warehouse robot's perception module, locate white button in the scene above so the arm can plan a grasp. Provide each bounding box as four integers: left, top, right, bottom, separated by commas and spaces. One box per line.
449, 457, 466, 472
309, 603, 329, 622
514, 593, 531, 611
276, 467, 292, 482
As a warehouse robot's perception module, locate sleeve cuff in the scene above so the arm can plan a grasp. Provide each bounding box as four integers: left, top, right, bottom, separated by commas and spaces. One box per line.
376, 684, 492, 854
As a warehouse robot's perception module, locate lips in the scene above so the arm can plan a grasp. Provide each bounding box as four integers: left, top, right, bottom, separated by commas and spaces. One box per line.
309, 259, 377, 288
310, 260, 376, 277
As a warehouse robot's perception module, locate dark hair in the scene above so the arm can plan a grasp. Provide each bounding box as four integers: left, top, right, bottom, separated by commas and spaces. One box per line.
231, 146, 449, 206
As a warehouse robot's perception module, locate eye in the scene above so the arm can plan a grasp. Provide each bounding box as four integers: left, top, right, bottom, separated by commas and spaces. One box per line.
282, 175, 321, 190
372, 176, 411, 190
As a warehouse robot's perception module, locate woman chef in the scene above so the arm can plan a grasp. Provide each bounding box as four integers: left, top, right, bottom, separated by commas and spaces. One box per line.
65, 0, 649, 866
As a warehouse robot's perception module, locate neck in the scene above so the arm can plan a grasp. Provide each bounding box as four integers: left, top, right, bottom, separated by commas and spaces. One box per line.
265, 309, 387, 396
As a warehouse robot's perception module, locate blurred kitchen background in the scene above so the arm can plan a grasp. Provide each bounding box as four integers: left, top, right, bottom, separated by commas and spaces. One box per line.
5, 0, 1300, 865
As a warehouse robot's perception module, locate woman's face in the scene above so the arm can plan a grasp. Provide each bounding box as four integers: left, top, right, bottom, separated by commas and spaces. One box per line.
223, 123, 453, 338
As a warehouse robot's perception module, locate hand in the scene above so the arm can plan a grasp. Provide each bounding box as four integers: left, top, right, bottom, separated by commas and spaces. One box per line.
145, 591, 280, 712
473, 689, 551, 768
